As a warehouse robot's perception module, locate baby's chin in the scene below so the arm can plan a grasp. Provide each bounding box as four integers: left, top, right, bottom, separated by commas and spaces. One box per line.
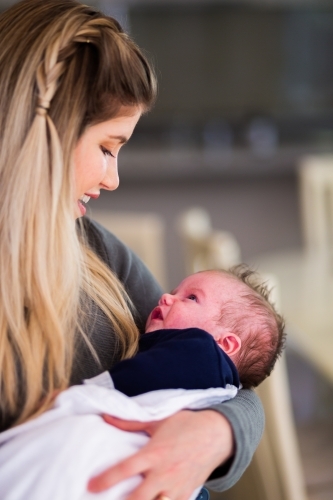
144, 325, 159, 334
145, 314, 165, 333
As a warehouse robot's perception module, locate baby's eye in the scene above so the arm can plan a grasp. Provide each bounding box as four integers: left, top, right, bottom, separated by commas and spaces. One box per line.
187, 294, 197, 301
101, 146, 116, 158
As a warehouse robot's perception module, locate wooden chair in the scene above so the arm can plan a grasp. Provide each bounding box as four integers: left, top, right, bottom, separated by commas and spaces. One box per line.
252, 276, 306, 500
211, 351, 307, 500
252, 155, 333, 382
244, 155, 333, 499
252, 354, 307, 500
177, 207, 241, 274
299, 154, 333, 257
91, 210, 167, 290
178, 207, 307, 500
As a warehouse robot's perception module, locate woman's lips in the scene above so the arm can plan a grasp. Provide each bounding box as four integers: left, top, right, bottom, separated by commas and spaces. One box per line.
77, 200, 86, 216
77, 193, 96, 217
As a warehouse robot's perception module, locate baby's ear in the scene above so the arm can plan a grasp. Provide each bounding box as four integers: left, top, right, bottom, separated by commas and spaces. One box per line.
216, 332, 241, 357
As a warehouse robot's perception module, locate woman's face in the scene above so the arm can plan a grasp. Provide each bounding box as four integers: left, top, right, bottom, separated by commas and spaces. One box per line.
73, 106, 142, 218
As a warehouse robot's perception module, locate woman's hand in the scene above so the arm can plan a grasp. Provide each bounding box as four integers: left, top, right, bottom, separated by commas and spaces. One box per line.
87, 409, 234, 500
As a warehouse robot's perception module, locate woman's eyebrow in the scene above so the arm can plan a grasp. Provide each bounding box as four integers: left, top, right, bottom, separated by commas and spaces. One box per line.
107, 135, 128, 144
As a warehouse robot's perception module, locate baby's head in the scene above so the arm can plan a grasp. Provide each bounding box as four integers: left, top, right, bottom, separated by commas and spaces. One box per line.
145, 265, 286, 388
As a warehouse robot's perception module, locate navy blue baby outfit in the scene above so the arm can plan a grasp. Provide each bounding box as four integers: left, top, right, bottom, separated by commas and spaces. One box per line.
109, 327, 239, 397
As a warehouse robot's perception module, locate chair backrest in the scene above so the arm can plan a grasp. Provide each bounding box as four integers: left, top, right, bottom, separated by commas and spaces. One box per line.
299, 154, 333, 255
211, 353, 308, 500
253, 273, 306, 500
209, 274, 307, 500
177, 209, 307, 500
91, 210, 167, 290
253, 354, 308, 500
177, 207, 241, 274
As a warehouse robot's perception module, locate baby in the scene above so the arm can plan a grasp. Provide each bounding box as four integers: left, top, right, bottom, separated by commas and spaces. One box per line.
0, 265, 285, 500
109, 264, 286, 395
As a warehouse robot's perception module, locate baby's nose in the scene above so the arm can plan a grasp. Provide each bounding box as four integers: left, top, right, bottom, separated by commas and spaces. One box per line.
159, 293, 174, 306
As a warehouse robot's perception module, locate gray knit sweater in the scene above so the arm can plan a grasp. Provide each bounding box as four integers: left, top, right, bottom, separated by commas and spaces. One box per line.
73, 218, 264, 492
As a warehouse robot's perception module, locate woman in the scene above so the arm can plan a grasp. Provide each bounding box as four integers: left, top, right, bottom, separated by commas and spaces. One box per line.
0, 1, 264, 499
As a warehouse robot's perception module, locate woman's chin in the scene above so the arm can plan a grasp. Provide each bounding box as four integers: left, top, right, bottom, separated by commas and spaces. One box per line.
76, 200, 86, 218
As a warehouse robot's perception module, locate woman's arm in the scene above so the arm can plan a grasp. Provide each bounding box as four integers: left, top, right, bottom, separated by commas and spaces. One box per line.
88, 389, 264, 499
206, 389, 264, 491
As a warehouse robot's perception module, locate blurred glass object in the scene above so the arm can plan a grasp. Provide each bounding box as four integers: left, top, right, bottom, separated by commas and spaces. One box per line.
202, 119, 233, 152
245, 117, 279, 157
167, 118, 198, 148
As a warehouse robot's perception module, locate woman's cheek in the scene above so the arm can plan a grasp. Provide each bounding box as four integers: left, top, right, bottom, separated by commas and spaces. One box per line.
88, 157, 107, 187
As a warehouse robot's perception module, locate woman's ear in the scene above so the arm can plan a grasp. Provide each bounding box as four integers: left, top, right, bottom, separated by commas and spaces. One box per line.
216, 332, 241, 357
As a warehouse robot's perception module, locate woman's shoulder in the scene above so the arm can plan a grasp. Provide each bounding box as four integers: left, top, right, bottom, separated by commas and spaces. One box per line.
81, 216, 146, 284
81, 216, 130, 270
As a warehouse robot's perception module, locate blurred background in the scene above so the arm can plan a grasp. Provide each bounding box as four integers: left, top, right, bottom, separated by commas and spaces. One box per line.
2, 0, 333, 499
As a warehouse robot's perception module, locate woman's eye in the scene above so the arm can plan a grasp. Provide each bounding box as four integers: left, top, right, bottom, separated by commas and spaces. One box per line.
101, 146, 116, 158
188, 294, 197, 301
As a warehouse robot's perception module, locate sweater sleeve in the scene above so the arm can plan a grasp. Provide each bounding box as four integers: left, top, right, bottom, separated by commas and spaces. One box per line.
205, 389, 265, 491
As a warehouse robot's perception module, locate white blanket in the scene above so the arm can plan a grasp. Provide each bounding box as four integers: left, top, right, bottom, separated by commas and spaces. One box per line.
0, 372, 237, 500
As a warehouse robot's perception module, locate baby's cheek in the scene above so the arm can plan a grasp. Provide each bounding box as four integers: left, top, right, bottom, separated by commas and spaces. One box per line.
144, 313, 153, 332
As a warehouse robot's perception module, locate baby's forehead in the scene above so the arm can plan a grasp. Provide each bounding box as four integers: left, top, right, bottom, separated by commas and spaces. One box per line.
188, 270, 248, 296
203, 269, 254, 299
199, 270, 240, 286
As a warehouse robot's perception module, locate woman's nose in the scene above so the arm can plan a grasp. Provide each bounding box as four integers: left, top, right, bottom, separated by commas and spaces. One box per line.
159, 293, 174, 306
101, 160, 119, 191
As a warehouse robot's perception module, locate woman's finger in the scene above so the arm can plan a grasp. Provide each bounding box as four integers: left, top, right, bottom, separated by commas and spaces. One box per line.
123, 473, 192, 500
89, 455, 194, 500
123, 468, 195, 500
102, 414, 161, 435
87, 449, 153, 493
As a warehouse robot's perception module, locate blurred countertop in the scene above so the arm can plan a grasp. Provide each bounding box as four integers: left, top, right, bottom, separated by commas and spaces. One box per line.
119, 144, 333, 181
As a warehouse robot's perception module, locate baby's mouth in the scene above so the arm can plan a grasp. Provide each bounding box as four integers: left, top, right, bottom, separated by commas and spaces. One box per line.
151, 306, 163, 320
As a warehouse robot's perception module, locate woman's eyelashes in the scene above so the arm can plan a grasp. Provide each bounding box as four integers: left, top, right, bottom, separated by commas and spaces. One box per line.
187, 294, 197, 301
100, 145, 116, 158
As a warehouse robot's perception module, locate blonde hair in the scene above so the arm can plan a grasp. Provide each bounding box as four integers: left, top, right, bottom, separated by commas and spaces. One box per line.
0, 0, 156, 429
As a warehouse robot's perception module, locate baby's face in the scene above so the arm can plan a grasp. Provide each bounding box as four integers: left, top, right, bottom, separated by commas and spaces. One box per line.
145, 271, 241, 337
